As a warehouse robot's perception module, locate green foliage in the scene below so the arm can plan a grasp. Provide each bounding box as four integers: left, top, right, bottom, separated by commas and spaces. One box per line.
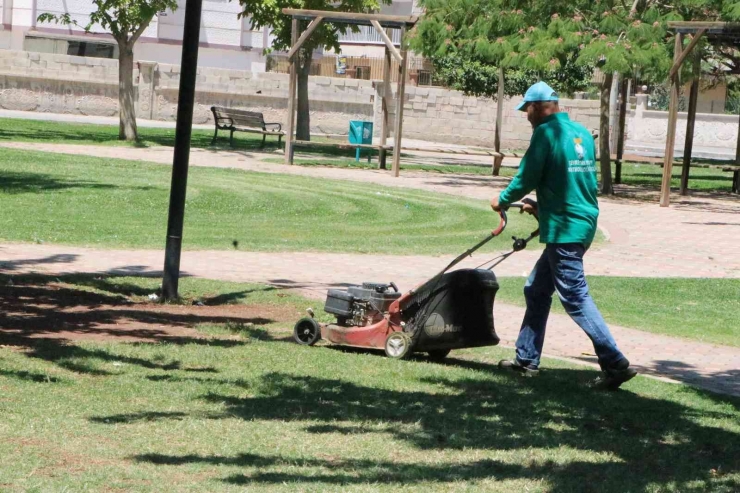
430, 53, 592, 98
412, 0, 740, 90
37, 0, 177, 45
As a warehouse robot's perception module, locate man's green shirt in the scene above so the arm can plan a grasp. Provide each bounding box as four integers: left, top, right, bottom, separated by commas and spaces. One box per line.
499, 113, 599, 245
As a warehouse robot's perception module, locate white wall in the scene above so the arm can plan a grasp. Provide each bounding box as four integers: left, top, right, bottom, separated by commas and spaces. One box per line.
134, 42, 266, 72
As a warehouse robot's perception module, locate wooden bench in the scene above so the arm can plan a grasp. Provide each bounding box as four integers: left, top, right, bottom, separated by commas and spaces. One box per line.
210, 107, 284, 148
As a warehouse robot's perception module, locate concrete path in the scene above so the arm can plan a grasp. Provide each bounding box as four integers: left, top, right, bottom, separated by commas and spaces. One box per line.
1, 141, 739, 396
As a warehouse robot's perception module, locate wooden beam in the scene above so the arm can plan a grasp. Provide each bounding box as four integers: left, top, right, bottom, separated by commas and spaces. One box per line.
286, 17, 323, 62
392, 26, 408, 177
401, 146, 504, 158
680, 54, 701, 195
282, 9, 418, 27
667, 21, 740, 31
284, 19, 299, 165
615, 78, 629, 184
370, 20, 402, 64
293, 140, 392, 150
378, 40, 392, 170
492, 66, 505, 176
660, 33, 683, 207
669, 28, 706, 79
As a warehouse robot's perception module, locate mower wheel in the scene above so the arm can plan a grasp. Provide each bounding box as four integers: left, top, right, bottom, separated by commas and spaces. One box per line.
384, 332, 412, 359
427, 349, 451, 362
294, 317, 321, 346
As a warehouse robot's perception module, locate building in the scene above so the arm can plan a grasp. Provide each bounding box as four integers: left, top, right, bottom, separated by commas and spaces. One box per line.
0, 0, 418, 71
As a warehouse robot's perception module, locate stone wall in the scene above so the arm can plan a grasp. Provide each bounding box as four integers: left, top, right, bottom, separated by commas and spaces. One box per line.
0, 48, 602, 149
628, 97, 739, 152
378, 84, 601, 149
0, 50, 124, 115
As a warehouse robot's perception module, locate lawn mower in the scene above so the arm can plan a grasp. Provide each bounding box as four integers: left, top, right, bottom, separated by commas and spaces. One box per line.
293, 201, 539, 360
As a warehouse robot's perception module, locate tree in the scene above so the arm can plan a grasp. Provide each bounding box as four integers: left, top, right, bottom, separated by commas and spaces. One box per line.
428, 53, 593, 98
413, 0, 732, 194
38, 0, 177, 141
237, 0, 390, 141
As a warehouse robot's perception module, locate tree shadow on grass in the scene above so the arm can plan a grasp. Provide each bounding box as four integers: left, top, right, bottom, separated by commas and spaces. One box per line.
0, 368, 64, 383
0, 254, 78, 273
0, 170, 154, 194
0, 273, 286, 375
128, 367, 740, 491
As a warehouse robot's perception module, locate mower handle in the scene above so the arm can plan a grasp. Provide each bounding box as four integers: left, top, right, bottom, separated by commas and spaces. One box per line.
492, 208, 507, 237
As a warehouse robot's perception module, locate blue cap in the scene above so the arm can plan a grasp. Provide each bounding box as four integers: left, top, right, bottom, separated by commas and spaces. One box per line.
515, 81, 559, 111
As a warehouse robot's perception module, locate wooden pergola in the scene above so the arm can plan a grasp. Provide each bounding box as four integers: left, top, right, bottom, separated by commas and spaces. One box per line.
282, 9, 418, 177
661, 21, 740, 206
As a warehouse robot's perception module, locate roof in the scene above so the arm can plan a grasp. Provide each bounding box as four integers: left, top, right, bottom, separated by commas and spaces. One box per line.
668, 21, 740, 44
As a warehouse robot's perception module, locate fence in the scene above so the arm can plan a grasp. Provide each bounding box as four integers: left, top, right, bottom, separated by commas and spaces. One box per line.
266, 54, 443, 86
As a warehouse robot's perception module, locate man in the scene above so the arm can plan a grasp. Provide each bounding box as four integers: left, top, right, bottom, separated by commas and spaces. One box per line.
490, 81, 637, 390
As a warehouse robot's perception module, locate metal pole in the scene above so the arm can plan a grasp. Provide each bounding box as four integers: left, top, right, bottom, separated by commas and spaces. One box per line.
680, 54, 701, 195
162, 0, 204, 300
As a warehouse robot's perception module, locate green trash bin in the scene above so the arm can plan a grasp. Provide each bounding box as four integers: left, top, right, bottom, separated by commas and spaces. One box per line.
349, 120, 373, 162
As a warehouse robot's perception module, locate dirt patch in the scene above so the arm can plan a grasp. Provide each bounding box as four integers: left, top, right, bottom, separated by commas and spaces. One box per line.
0, 281, 299, 346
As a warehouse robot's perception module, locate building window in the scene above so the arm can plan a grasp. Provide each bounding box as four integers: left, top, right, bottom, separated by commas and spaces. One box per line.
24, 36, 119, 59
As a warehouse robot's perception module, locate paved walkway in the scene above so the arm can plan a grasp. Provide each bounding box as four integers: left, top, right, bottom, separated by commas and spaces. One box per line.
2, 141, 740, 396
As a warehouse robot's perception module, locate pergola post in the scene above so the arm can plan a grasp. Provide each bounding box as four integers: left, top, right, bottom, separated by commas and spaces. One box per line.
378, 33, 392, 170
660, 33, 683, 207
284, 19, 299, 165
392, 26, 408, 177
615, 78, 629, 184
681, 53, 701, 195
493, 66, 505, 176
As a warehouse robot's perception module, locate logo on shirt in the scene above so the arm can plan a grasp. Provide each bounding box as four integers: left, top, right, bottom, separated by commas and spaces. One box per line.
574, 138, 585, 160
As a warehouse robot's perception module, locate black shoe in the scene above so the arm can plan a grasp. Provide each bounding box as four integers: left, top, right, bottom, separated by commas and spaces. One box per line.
498, 359, 539, 377
591, 359, 637, 391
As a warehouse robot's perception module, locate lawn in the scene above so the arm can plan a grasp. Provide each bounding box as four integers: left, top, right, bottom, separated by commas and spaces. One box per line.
0, 274, 738, 492
496, 277, 740, 347
0, 147, 538, 254
608, 161, 736, 194
0, 116, 735, 192
0, 116, 279, 150
0, 117, 396, 161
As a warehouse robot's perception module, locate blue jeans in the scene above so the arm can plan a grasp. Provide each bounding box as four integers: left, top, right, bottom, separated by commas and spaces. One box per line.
515, 243, 626, 370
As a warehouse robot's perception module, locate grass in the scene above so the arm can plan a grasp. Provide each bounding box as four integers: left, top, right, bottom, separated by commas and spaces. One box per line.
609, 161, 736, 193
0, 147, 541, 254
1, 116, 736, 192
496, 276, 740, 347
0, 117, 396, 161
1, 274, 738, 492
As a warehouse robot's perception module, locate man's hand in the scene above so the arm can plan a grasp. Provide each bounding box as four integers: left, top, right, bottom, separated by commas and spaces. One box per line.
490, 195, 503, 212
521, 198, 538, 217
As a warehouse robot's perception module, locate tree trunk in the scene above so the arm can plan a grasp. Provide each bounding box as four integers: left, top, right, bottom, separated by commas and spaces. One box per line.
599, 73, 614, 195
296, 48, 313, 142
118, 43, 138, 141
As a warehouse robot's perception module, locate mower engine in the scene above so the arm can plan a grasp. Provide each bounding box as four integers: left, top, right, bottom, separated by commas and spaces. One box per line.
324, 282, 401, 327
